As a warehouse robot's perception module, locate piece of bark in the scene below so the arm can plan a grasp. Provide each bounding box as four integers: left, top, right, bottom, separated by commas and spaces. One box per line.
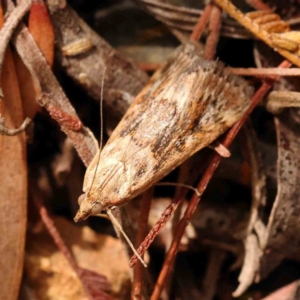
45, 0, 149, 129
0, 20, 27, 300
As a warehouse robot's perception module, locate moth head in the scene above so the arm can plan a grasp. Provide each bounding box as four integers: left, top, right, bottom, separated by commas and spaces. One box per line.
74, 193, 103, 222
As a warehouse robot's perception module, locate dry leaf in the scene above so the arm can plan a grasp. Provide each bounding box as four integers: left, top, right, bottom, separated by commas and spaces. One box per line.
260, 109, 300, 278
0, 7, 27, 300
28, 0, 55, 67
233, 121, 267, 297
15, 0, 55, 119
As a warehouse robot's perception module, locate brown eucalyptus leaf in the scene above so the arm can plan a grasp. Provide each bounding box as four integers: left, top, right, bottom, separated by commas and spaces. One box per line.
260, 108, 300, 278
0, 39, 27, 300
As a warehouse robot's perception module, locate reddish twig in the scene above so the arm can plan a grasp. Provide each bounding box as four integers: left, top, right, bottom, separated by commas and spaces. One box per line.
190, 2, 212, 41
204, 4, 222, 60
150, 59, 291, 300
228, 67, 300, 77
47, 104, 83, 131
246, 0, 271, 11
31, 186, 113, 300
129, 187, 189, 267
131, 187, 154, 300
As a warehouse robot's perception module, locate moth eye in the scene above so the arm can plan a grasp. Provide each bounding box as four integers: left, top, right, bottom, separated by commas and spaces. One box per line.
78, 193, 86, 205
91, 202, 103, 215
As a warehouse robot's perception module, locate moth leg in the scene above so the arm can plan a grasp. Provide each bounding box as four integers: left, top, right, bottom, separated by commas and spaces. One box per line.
156, 182, 201, 197
0, 117, 31, 136
208, 141, 231, 157
266, 91, 300, 114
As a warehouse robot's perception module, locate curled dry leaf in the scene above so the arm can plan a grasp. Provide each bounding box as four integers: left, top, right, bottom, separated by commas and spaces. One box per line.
260, 109, 300, 278
232, 121, 267, 297
26, 217, 130, 300
0, 7, 27, 299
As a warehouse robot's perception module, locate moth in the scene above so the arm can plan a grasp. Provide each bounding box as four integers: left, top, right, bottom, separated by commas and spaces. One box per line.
74, 43, 253, 222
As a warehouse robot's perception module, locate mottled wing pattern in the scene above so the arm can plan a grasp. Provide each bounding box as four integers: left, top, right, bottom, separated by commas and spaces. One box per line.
83, 44, 253, 208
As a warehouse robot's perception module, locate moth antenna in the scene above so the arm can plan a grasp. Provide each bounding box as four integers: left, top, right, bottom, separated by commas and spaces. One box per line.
155, 182, 201, 197
87, 67, 106, 196
106, 208, 148, 268
99, 67, 105, 153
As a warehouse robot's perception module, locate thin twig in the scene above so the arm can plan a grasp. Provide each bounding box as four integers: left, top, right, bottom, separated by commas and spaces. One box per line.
246, 0, 271, 11
228, 67, 300, 77
204, 4, 222, 60
131, 188, 154, 300
213, 0, 300, 68
190, 3, 212, 41
129, 188, 189, 267
150, 60, 291, 300
0, 0, 31, 96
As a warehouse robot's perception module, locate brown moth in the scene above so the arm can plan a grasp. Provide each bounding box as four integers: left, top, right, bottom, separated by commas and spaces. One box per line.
74, 43, 253, 222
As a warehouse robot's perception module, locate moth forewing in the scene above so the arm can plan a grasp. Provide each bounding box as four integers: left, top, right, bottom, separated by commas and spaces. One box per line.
75, 44, 253, 222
